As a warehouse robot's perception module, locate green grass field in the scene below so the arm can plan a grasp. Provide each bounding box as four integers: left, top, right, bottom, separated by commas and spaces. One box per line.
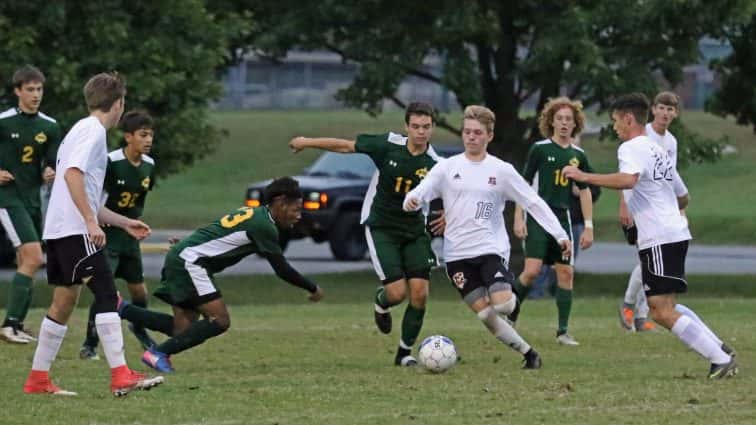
1, 271, 753, 425
145, 109, 756, 244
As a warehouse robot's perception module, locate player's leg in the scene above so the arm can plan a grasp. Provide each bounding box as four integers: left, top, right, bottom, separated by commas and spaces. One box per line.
125, 281, 156, 349
674, 303, 733, 354
0, 207, 43, 343
366, 226, 406, 334
81, 250, 121, 359
511, 217, 550, 324
117, 248, 156, 349
634, 287, 655, 331
554, 263, 578, 345
619, 263, 642, 330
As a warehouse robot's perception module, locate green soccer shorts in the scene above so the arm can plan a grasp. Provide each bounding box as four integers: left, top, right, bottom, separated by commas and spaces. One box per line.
524, 211, 573, 266
0, 205, 42, 247
365, 225, 437, 284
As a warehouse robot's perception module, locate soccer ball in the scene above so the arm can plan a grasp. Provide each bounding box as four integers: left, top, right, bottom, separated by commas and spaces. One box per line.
418, 335, 457, 373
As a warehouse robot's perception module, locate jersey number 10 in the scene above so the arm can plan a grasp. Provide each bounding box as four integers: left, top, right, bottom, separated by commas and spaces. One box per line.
553, 169, 569, 187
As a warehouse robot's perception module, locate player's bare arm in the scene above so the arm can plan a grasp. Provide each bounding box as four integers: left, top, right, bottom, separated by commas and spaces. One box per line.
512, 204, 527, 239
0, 169, 14, 185
65, 167, 105, 247
97, 206, 152, 241
428, 210, 446, 236
562, 166, 638, 190
618, 196, 633, 226
578, 187, 594, 250
289, 137, 356, 153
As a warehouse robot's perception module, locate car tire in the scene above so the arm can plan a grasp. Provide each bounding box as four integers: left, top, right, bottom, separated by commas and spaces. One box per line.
328, 211, 367, 261
0, 237, 15, 268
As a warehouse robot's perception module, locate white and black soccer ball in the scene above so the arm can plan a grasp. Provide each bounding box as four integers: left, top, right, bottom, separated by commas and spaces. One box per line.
418, 335, 457, 373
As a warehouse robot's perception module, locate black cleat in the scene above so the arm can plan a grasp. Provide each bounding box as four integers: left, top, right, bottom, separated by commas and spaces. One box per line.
708, 357, 738, 379
523, 349, 542, 369
394, 347, 415, 366
374, 306, 392, 334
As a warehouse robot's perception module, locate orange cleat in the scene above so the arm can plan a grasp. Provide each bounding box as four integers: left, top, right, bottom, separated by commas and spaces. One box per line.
23, 371, 77, 396
619, 305, 634, 330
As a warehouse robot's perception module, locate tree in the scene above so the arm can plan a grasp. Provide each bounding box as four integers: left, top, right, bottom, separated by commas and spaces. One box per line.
0, 0, 251, 177
707, 10, 756, 132
245, 0, 749, 166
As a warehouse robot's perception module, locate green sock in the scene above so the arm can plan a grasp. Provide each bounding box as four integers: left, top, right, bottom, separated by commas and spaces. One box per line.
555, 287, 573, 334
400, 304, 425, 348
83, 303, 100, 347
3, 273, 32, 328
513, 279, 532, 305
156, 319, 225, 356
120, 303, 174, 336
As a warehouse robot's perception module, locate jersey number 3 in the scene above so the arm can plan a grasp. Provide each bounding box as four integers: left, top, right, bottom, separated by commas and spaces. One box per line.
220, 207, 255, 228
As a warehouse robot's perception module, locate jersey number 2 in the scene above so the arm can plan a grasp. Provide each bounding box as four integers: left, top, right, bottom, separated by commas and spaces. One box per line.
21, 146, 34, 163
220, 207, 254, 228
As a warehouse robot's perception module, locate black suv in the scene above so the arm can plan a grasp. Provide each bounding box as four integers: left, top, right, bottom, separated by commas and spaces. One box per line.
0, 230, 13, 267
245, 145, 462, 261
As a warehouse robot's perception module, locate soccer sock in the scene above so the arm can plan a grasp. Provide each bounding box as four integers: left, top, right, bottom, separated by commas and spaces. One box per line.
477, 307, 531, 354
675, 304, 723, 346
555, 287, 572, 334
130, 298, 149, 333
375, 286, 400, 312
95, 312, 127, 369
18, 274, 34, 324
156, 318, 226, 356
2, 273, 33, 328
513, 279, 532, 305
120, 303, 175, 336
83, 303, 100, 347
399, 304, 425, 349
623, 264, 642, 307
31, 316, 67, 372
670, 315, 730, 364
636, 290, 649, 320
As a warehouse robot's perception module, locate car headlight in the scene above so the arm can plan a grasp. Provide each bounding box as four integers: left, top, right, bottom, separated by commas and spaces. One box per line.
246, 189, 261, 207
303, 191, 328, 210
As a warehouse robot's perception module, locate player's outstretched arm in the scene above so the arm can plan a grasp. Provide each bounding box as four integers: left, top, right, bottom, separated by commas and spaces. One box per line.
562, 166, 638, 190
512, 204, 527, 239
289, 137, 356, 154
97, 206, 152, 240
263, 253, 323, 302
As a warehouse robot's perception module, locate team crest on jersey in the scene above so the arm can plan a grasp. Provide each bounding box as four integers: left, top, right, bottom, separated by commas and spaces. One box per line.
415, 167, 429, 179
569, 157, 579, 167
488, 176, 496, 185
452, 272, 467, 289
141, 177, 151, 189
35, 132, 47, 144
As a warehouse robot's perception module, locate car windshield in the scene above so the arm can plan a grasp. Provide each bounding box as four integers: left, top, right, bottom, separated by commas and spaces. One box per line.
306, 152, 376, 179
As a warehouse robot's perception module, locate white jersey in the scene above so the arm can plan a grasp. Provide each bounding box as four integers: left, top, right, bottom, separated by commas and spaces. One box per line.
644, 123, 687, 196
404, 153, 569, 263
617, 135, 691, 250
43, 116, 108, 239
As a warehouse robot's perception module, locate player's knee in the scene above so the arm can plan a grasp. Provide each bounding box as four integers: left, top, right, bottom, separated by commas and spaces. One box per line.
493, 296, 516, 316
384, 282, 407, 303
476, 307, 497, 331
210, 315, 231, 334
519, 269, 538, 284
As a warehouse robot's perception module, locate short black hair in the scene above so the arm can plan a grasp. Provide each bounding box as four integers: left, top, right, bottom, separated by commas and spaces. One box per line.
610, 93, 650, 126
263, 177, 302, 204
13, 65, 45, 88
120, 110, 154, 133
404, 102, 435, 125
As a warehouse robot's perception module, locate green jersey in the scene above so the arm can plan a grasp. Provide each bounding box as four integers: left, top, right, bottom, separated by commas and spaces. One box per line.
171, 206, 282, 274
356, 132, 440, 235
0, 108, 62, 208
103, 148, 156, 252
522, 139, 593, 210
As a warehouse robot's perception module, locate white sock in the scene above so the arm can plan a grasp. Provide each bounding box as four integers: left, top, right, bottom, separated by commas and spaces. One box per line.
623, 264, 643, 305
477, 307, 530, 354
670, 315, 730, 364
95, 312, 127, 369
31, 317, 68, 372
675, 304, 722, 346
636, 289, 649, 319
493, 294, 517, 316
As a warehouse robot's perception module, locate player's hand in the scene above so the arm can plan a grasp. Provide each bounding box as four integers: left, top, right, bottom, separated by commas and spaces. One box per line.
87, 220, 106, 247
125, 219, 152, 241
168, 236, 181, 245
0, 169, 14, 185
618, 202, 633, 227
308, 285, 324, 302
561, 165, 584, 182
428, 210, 445, 236
289, 137, 307, 153
579, 227, 593, 250
404, 196, 420, 211
559, 239, 572, 262
42, 166, 55, 183
513, 216, 527, 239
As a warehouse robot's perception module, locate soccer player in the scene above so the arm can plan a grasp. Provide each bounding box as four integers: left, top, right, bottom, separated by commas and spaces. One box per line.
80, 111, 157, 360
23, 72, 165, 396
618, 92, 686, 332
0, 65, 62, 343
404, 105, 571, 368
288, 102, 443, 366
510, 97, 594, 346
562, 93, 737, 379
119, 177, 324, 373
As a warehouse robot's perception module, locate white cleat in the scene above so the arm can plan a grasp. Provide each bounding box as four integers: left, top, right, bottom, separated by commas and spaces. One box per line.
17, 328, 37, 342
1, 326, 30, 344
556, 333, 580, 346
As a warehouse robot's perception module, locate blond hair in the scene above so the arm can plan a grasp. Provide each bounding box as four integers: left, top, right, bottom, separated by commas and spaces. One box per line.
538, 96, 585, 139
84, 72, 126, 112
463, 105, 495, 134
653, 91, 681, 109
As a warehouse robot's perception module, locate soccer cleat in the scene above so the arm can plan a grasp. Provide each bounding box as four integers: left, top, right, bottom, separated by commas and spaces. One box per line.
17, 325, 37, 342
374, 306, 392, 334
708, 357, 738, 379
634, 318, 657, 332
142, 348, 175, 373
129, 323, 157, 350
111, 369, 165, 397
396, 355, 418, 367
619, 304, 635, 330
24, 371, 77, 396
79, 345, 100, 360
1, 326, 30, 344
556, 332, 580, 346
722, 343, 736, 358
522, 349, 542, 369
